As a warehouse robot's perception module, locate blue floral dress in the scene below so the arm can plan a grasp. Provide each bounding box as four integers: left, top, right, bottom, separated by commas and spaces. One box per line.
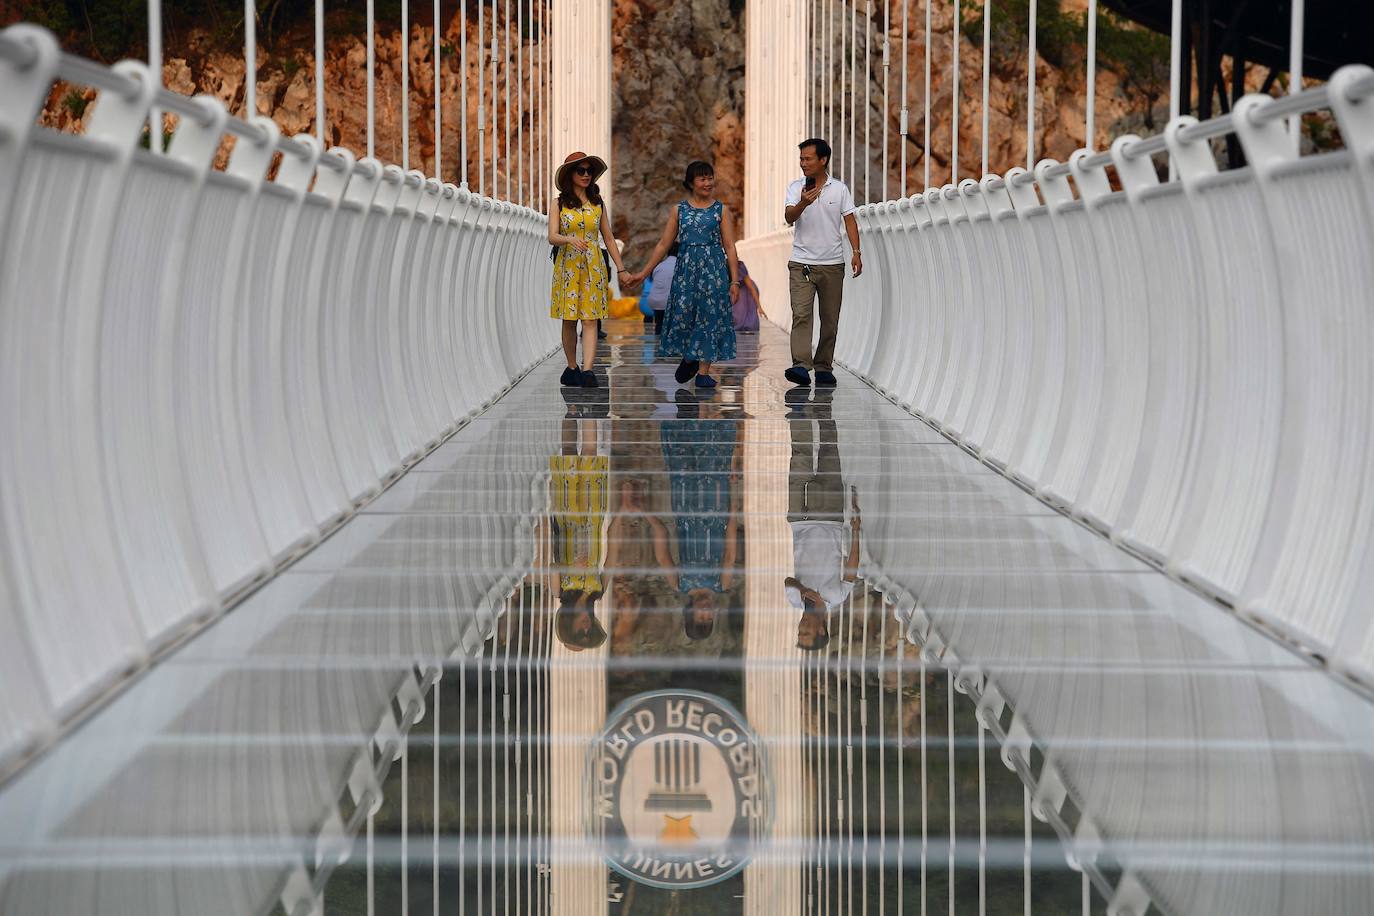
662, 418, 738, 592
658, 201, 736, 363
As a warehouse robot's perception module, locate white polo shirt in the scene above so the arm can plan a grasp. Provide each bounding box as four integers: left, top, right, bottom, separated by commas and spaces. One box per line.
784, 520, 857, 611
785, 176, 857, 265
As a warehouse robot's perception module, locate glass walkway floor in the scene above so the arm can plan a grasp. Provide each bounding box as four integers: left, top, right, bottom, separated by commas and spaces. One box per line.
1, 321, 1372, 915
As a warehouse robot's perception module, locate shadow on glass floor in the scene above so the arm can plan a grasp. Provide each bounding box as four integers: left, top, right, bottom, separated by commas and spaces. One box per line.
2, 322, 1373, 916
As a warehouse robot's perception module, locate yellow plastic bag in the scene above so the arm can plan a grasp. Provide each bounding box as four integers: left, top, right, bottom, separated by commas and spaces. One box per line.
609, 296, 641, 319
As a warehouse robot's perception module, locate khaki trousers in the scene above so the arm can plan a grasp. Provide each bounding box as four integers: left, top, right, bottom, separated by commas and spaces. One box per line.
787, 261, 846, 372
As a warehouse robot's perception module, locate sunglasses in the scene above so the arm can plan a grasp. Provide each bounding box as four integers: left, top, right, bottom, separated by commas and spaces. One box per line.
574, 165, 593, 176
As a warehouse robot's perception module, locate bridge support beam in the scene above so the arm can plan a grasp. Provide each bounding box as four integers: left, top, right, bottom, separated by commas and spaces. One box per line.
549, 0, 612, 208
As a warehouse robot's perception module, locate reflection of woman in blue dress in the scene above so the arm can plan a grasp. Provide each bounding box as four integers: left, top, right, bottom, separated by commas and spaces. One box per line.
624, 161, 740, 389
661, 395, 741, 640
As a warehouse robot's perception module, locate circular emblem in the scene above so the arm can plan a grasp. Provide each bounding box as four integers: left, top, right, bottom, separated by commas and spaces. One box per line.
589, 689, 771, 889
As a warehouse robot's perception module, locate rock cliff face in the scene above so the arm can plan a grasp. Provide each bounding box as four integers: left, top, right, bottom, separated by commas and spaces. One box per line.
610, 0, 746, 254
27, 0, 1180, 255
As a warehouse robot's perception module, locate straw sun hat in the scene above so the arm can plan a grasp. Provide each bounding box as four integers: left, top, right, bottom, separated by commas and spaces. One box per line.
555, 151, 608, 192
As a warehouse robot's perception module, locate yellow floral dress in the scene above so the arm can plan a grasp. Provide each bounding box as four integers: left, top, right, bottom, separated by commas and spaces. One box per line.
550, 202, 609, 320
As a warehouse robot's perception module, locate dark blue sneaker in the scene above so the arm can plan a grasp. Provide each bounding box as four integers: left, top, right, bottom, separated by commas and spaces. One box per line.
560, 366, 581, 386
579, 369, 600, 388
785, 366, 811, 386
694, 374, 718, 389
815, 370, 838, 387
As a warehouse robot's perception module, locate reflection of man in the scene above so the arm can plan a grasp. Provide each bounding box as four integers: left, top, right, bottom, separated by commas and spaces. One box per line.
784, 390, 861, 651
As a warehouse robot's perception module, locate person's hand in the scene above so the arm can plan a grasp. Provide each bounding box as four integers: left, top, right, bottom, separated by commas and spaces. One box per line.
729, 283, 740, 304
851, 250, 863, 278
569, 238, 590, 254
800, 186, 821, 207
850, 486, 862, 529
623, 270, 642, 287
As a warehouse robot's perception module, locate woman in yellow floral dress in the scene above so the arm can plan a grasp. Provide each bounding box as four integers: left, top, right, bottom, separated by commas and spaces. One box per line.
548, 152, 630, 388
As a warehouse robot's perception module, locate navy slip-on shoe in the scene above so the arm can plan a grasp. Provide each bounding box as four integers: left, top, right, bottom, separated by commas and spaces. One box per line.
785, 366, 811, 386
694, 374, 718, 389
560, 366, 581, 386
815, 370, 838, 387
579, 369, 600, 388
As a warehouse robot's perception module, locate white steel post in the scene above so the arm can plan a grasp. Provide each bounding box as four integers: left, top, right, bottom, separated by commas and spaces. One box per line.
1289, 0, 1304, 154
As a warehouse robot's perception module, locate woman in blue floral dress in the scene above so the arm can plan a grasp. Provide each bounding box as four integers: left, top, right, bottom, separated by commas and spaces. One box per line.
625, 161, 741, 389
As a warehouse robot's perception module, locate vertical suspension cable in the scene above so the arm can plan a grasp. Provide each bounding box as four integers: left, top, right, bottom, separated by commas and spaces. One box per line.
895, 626, 905, 915
366, 807, 376, 915
434, 0, 441, 176
946, 669, 954, 916
981, 0, 990, 176
864, 0, 872, 203
1288, 0, 1304, 154
838, 0, 847, 179
1026, 0, 1036, 170
951, 0, 958, 183
245, 0, 256, 119
900, 0, 909, 194
148, 0, 162, 152
434, 675, 441, 916
818, 0, 829, 149
462, 0, 470, 187
919, 648, 927, 916
402, 730, 410, 912
478, 0, 485, 194
977, 704, 986, 916
877, 597, 886, 915
1082, 871, 1090, 914
503, 0, 512, 202
517, 0, 525, 204
860, 591, 871, 915
503, 600, 514, 913
315, 0, 325, 145
922, 0, 931, 189
1167, 0, 1180, 179
460, 658, 468, 916
489, 0, 498, 199
476, 645, 485, 912
402, 0, 409, 169
367, 0, 376, 158
850, 0, 859, 190
840, 598, 851, 911
1023, 786, 1032, 915
489, 626, 498, 915
1085, 0, 1097, 151
881, 0, 889, 201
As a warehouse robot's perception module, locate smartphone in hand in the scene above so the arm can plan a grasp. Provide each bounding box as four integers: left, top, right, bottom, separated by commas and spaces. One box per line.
804, 175, 816, 191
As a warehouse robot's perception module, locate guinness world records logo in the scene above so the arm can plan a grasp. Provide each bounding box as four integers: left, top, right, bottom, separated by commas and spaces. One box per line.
590, 689, 772, 889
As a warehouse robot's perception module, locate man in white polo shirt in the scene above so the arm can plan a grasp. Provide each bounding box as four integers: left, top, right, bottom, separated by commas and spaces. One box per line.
782, 138, 862, 387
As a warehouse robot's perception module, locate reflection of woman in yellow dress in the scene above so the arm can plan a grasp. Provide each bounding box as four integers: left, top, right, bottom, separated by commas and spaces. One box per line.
548, 152, 630, 389
550, 417, 610, 650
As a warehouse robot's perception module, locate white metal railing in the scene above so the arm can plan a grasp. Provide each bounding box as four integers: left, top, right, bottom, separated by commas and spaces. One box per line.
834, 66, 1374, 684
0, 24, 555, 775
